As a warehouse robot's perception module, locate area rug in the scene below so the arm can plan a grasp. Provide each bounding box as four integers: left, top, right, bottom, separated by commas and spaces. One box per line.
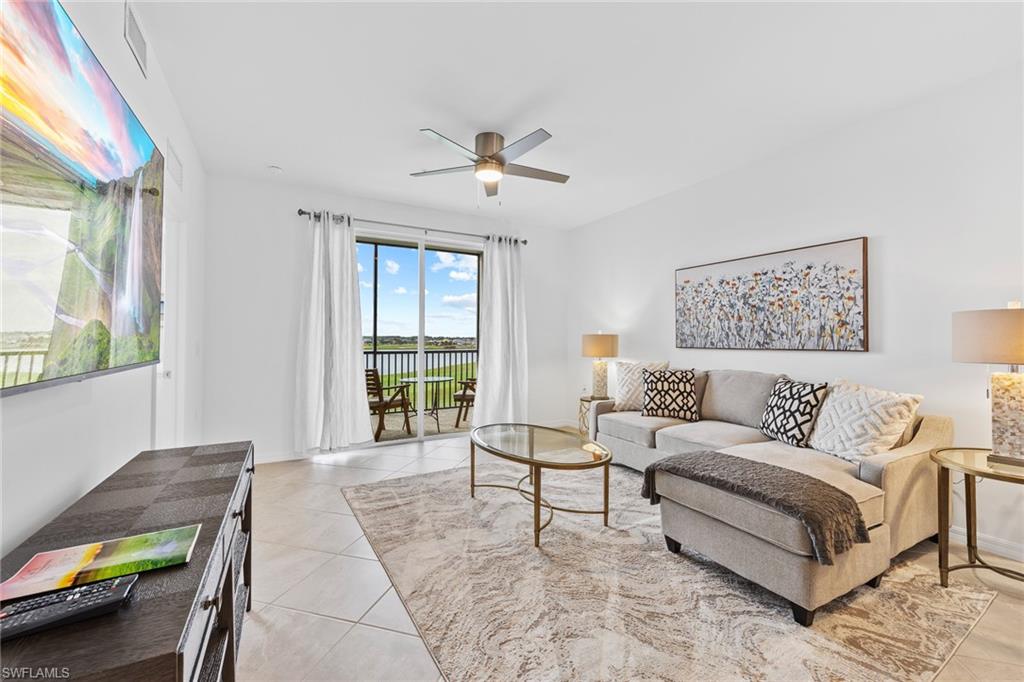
342, 462, 995, 682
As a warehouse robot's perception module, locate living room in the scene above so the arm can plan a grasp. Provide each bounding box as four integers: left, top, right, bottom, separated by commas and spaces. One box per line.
1, 2, 1021, 681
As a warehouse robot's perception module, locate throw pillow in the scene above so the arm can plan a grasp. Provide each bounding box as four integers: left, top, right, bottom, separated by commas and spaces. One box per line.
808, 380, 923, 462
759, 377, 829, 447
641, 368, 699, 421
614, 361, 669, 411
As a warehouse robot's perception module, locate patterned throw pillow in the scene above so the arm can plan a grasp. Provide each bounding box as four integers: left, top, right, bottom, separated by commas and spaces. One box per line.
641, 369, 699, 421
808, 380, 923, 462
759, 377, 829, 447
614, 361, 669, 411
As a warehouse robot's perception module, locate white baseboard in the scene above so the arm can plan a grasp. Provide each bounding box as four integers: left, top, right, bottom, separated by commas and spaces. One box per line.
255, 450, 308, 465
949, 526, 1024, 562
537, 418, 577, 430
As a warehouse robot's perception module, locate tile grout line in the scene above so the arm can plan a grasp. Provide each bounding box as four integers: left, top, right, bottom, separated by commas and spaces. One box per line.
256, 503, 357, 518
353, 588, 393, 626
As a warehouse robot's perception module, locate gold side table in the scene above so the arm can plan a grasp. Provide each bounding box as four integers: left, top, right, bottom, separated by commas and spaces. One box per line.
578, 395, 599, 435
931, 447, 1024, 587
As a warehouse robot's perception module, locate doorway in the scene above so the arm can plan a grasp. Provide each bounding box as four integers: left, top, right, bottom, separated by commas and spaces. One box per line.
356, 235, 480, 443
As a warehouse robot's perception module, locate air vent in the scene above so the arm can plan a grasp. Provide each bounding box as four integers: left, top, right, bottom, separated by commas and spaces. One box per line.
167, 140, 183, 190
124, 2, 147, 77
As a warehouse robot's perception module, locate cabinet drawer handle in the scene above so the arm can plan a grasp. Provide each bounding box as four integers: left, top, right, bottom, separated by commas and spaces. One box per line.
232, 508, 243, 519
245, 466, 255, 474
201, 594, 221, 612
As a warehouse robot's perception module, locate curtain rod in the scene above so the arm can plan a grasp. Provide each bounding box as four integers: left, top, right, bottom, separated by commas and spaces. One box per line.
296, 209, 527, 245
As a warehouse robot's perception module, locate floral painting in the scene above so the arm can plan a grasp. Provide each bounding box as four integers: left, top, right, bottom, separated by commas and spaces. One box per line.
675, 238, 868, 351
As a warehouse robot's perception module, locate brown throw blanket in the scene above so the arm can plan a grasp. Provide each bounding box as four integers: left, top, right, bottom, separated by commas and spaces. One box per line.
641, 451, 870, 565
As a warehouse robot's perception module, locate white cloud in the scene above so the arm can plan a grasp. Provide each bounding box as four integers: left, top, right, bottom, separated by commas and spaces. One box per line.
360, 280, 372, 289
430, 252, 457, 271
424, 289, 429, 296
393, 286, 408, 295
357, 262, 364, 273
442, 293, 477, 307
431, 252, 478, 281
384, 259, 400, 275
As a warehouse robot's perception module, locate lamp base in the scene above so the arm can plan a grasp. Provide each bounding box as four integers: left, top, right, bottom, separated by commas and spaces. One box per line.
992, 372, 1024, 463
591, 360, 608, 401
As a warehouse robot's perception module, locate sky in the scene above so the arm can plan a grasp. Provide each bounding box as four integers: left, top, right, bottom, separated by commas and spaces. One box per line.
1, 0, 156, 184
357, 244, 479, 339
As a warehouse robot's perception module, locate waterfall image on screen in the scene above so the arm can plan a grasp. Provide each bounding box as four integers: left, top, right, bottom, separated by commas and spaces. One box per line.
1, 0, 164, 394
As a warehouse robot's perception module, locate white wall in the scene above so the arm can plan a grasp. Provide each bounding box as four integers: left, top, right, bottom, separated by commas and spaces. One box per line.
0, 2, 207, 554
566, 66, 1024, 557
201, 176, 570, 462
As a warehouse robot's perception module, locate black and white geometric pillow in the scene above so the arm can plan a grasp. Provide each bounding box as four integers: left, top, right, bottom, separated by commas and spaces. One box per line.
759, 377, 829, 447
641, 369, 699, 421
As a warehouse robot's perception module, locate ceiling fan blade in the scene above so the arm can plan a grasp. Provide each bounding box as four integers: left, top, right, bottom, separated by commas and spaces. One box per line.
504, 163, 569, 184
495, 128, 551, 164
420, 129, 480, 162
484, 180, 499, 197
410, 164, 475, 177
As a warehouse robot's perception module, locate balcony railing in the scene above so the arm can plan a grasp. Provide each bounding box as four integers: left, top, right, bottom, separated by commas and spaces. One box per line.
364, 349, 477, 412
1, 350, 47, 388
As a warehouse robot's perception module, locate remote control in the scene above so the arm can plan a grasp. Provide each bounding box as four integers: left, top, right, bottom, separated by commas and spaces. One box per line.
0, 574, 139, 640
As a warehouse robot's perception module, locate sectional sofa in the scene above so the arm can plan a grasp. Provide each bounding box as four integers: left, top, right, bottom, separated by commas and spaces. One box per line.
589, 368, 953, 625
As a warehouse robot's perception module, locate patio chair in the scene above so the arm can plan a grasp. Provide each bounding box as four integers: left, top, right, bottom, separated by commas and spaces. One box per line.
366, 368, 412, 441
454, 378, 476, 428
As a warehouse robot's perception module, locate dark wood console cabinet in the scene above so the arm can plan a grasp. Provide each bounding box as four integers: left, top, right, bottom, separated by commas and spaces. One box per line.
1, 442, 254, 681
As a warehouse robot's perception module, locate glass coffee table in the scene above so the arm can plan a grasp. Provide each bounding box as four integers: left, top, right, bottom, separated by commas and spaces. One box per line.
470, 424, 612, 547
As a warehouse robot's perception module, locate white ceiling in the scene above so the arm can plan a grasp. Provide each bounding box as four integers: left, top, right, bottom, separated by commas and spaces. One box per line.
138, 2, 1021, 228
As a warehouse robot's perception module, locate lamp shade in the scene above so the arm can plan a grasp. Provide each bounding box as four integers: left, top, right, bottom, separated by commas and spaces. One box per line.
952, 309, 1024, 364
581, 334, 619, 358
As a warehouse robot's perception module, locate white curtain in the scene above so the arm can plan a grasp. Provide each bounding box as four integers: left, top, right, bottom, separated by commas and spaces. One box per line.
295, 211, 373, 452
473, 235, 528, 425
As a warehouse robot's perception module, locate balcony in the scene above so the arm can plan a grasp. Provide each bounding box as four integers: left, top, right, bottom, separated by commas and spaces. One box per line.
1, 350, 46, 389
364, 348, 476, 441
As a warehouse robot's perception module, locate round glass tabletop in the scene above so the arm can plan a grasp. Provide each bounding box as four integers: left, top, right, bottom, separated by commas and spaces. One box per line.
471, 423, 611, 469
931, 448, 1024, 484
400, 376, 452, 384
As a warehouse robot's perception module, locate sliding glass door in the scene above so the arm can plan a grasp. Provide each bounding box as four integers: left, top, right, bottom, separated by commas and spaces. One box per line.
357, 237, 480, 443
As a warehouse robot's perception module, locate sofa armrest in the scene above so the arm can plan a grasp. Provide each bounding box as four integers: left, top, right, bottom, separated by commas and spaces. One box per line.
857, 415, 954, 487
856, 414, 954, 555
589, 399, 616, 441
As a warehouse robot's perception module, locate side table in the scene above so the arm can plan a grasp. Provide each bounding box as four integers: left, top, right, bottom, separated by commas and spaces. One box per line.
931, 447, 1024, 587
578, 395, 602, 435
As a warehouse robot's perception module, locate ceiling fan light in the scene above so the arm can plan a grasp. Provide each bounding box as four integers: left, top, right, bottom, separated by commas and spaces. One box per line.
474, 160, 503, 183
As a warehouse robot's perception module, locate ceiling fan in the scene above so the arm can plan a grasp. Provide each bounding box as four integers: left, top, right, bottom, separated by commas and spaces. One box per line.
411, 128, 569, 197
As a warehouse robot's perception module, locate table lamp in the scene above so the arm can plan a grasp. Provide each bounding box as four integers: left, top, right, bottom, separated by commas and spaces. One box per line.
581, 333, 619, 400
953, 305, 1024, 466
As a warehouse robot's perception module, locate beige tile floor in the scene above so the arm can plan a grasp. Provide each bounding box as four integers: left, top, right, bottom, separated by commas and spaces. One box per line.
240, 436, 1024, 681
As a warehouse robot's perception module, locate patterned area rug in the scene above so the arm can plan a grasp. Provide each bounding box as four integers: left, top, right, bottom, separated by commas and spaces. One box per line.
343, 462, 994, 681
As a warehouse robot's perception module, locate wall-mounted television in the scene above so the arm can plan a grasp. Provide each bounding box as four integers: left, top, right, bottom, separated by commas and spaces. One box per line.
1, 0, 164, 397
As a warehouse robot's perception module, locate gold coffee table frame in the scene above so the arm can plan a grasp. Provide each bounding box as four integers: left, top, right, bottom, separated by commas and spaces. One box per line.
932, 447, 1024, 587
470, 424, 612, 547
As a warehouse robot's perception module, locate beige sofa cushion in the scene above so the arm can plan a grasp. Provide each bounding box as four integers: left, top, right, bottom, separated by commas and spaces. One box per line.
597, 411, 682, 448
808, 380, 923, 461
656, 420, 769, 453
701, 369, 782, 428
613, 361, 669, 411
654, 440, 884, 557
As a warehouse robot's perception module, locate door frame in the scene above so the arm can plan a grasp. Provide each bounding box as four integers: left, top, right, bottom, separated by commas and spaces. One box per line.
355, 226, 482, 446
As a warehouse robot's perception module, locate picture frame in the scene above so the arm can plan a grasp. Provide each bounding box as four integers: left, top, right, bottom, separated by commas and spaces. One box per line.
674, 237, 868, 352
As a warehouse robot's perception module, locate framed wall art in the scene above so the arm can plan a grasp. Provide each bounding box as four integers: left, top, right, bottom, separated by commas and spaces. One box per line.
674, 238, 868, 351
